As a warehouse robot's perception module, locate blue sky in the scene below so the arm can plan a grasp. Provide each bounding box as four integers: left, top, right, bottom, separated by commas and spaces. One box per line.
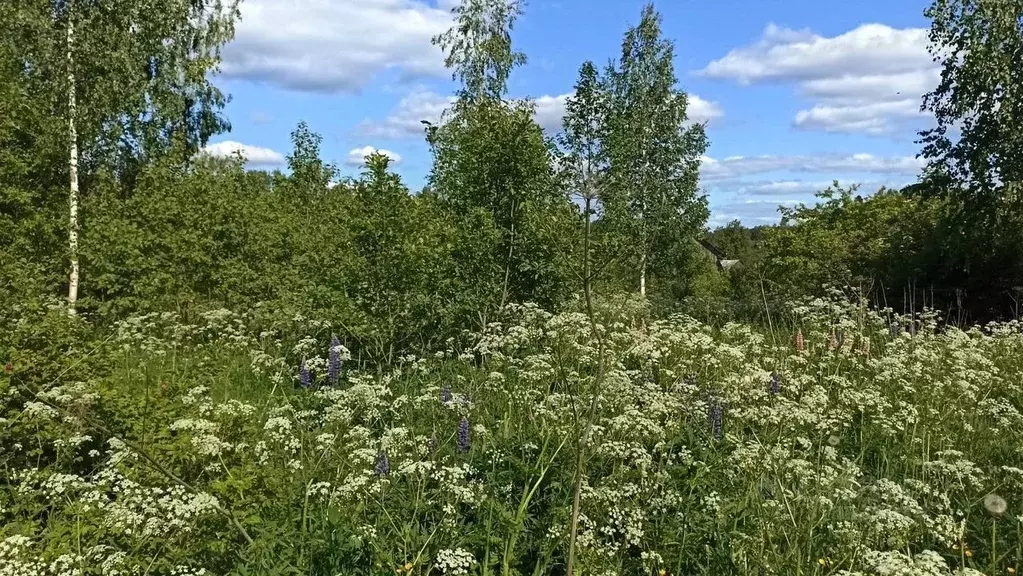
202, 0, 938, 227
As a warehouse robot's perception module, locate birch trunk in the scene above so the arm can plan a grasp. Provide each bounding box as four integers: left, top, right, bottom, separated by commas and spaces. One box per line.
639, 251, 646, 296
66, 7, 80, 314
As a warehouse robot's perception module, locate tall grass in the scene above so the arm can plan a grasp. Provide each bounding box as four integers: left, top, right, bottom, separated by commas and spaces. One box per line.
2, 293, 1023, 575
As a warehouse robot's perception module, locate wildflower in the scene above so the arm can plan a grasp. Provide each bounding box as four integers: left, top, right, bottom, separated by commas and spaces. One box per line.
298, 360, 311, 388
1008, 568, 1016, 574
707, 393, 723, 441
984, 493, 1008, 515
795, 329, 805, 352
440, 385, 452, 403
835, 329, 844, 348
890, 321, 901, 339
327, 334, 342, 385
457, 417, 471, 452
769, 372, 781, 395
374, 451, 390, 476
3, 361, 12, 373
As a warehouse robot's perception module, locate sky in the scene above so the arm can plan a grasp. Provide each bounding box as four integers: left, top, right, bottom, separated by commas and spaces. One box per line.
201, 0, 938, 227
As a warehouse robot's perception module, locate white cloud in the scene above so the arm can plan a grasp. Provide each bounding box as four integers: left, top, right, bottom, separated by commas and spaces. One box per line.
201, 140, 285, 167
700, 23, 937, 134
708, 198, 803, 227
733, 180, 835, 196
220, 0, 451, 93
357, 90, 456, 139
688, 95, 724, 124
360, 89, 724, 139
345, 146, 402, 167
532, 93, 571, 133
700, 153, 925, 181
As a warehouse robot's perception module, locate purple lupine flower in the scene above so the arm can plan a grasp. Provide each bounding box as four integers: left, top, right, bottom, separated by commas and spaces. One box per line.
440, 385, 453, 403
769, 372, 782, 395
299, 359, 312, 388
374, 450, 390, 476
457, 417, 470, 452
327, 334, 342, 385
707, 393, 723, 441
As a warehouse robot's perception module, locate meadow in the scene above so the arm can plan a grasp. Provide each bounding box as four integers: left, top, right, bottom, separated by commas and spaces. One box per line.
3, 291, 1022, 576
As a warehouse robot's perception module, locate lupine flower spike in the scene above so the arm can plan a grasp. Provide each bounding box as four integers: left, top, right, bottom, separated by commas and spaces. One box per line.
457, 417, 471, 452
769, 372, 781, 395
707, 393, 723, 441
299, 359, 312, 388
795, 329, 805, 353
327, 334, 342, 385
374, 451, 390, 476
440, 385, 452, 403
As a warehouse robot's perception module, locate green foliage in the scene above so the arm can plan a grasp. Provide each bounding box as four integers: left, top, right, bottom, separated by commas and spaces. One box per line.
433, 0, 527, 104
918, 0, 1023, 218
429, 0, 577, 316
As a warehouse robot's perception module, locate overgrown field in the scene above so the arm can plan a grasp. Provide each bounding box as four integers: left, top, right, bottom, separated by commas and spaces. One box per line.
3, 294, 1023, 576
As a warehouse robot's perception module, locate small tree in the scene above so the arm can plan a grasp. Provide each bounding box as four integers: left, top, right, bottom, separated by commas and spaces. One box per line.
602, 4, 709, 298
429, 0, 574, 314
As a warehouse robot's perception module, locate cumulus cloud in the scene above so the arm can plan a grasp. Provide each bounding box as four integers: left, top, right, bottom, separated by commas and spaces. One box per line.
345, 146, 402, 167
359, 89, 723, 139
708, 198, 803, 227
699, 153, 925, 182
532, 93, 572, 133
356, 90, 455, 139
688, 95, 725, 124
220, 0, 451, 93
699, 23, 937, 134
201, 140, 286, 167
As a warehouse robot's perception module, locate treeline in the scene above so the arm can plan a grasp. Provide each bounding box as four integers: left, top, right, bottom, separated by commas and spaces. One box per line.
707, 182, 1023, 325
3, 0, 1022, 357
2, 1, 725, 360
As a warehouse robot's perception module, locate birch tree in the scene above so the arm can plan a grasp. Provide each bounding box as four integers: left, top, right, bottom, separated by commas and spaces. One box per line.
603, 4, 709, 297
2, 0, 239, 312
428, 0, 575, 312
